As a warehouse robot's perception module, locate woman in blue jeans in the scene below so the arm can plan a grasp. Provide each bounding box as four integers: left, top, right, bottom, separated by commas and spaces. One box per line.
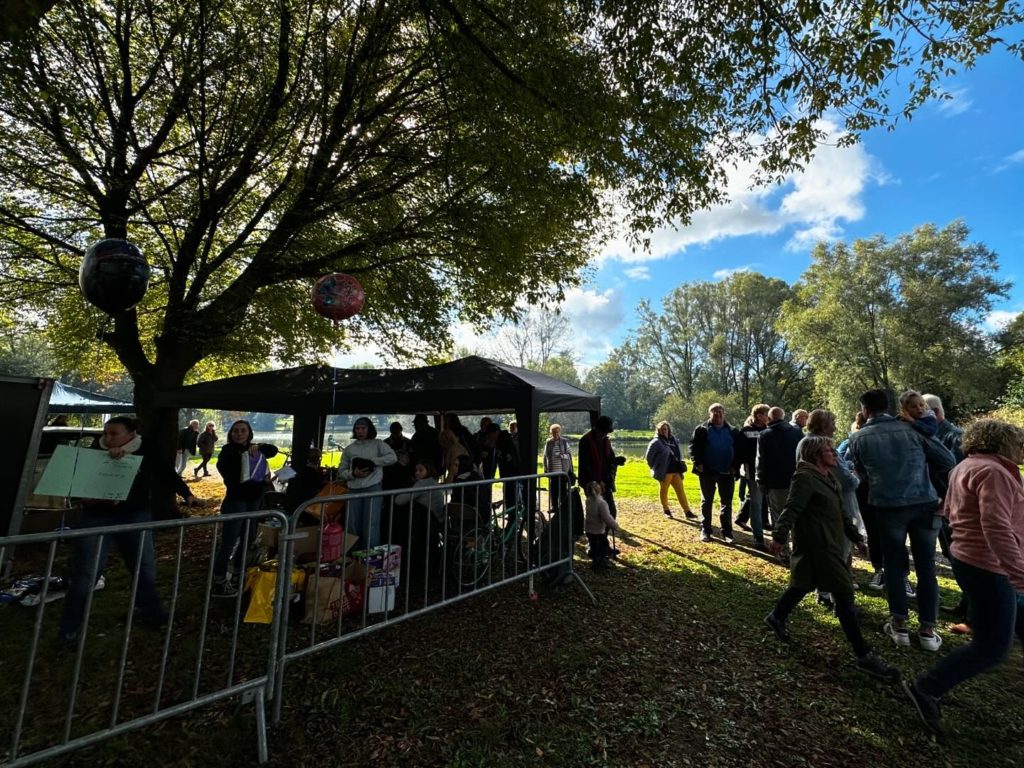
59, 417, 198, 643
904, 419, 1024, 740
213, 420, 273, 596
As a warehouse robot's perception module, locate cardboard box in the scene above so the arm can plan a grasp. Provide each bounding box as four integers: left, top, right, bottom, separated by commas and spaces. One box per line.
351, 545, 402, 613
259, 523, 359, 563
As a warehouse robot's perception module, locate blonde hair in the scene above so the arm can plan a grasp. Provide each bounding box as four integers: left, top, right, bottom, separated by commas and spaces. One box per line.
806, 409, 835, 436
656, 420, 672, 436
751, 403, 769, 418
961, 419, 1024, 462
797, 435, 833, 464
899, 389, 924, 415
549, 423, 562, 437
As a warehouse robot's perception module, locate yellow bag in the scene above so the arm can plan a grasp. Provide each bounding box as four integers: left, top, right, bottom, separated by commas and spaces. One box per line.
243, 561, 306, 624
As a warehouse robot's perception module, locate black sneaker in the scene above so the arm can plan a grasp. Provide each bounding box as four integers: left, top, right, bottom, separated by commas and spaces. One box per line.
699, 531, 712, 543
721, 532, 735, 544
213, 580, 239, 598
764, 612, 791, 643
902, 679, 945, 742
856, 652, 900, 683
736, 521, 752, 532
663, 509, 673, 519
683, 510, 697, 520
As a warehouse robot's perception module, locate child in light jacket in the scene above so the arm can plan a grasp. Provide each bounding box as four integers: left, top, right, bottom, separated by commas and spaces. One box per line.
585, 481, 619, 567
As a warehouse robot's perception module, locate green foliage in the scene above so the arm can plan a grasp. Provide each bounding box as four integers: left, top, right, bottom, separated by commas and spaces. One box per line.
583, 341, 664, 429
0, 308, 53, 376
995, 311, 1024, 407
635, 271, 812, 411
655, 389, 748, 439
778, 221, 1008, 420
1, 0, 1019, 418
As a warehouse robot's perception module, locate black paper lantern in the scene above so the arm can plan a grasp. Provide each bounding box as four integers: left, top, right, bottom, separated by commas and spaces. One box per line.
79, 239, 151, 314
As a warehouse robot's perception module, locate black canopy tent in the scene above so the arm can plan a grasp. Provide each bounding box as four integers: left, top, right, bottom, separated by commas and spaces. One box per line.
154, 356, 601, 474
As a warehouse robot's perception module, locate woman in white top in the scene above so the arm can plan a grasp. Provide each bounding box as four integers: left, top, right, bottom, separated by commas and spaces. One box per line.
543, 424, 575, 512
339, 417, 397, 549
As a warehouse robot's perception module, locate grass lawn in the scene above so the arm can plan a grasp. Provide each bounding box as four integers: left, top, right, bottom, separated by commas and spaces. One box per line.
3, 459, 1022, 767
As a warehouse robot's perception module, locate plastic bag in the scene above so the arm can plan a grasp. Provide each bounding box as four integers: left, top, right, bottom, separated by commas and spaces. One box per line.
243, 562, 306, 624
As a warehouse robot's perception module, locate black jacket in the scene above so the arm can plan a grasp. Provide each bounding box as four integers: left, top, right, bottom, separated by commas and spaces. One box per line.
178, 426, 199, 454
217, 442, 271, 502
737, 422, 767, 467
756, 420, 804, 490
688, 421, 742, 475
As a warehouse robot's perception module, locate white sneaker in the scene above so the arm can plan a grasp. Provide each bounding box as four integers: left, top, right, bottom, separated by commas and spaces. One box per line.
884, 621, 911, 647
94, 575, 106, 591
919, 631, 943, 652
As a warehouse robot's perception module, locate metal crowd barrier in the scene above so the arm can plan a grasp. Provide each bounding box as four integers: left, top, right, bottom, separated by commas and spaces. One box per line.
270, 472, 584, 722
0, 472, 587, 765
0, 510, 289, 767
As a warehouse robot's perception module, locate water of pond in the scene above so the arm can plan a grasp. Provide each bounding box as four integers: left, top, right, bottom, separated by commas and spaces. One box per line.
609, 439, 651, 459
252, 433, 654, 459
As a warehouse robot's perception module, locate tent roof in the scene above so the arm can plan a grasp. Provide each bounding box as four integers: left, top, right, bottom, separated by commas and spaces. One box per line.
49, 381, 134, 414
154, 356, 600, 415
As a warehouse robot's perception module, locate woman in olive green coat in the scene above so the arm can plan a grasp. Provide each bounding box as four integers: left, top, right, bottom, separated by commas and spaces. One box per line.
764, 436, 899, 682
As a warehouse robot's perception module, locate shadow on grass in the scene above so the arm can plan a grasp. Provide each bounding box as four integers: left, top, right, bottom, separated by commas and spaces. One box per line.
2, 495, 1022, 768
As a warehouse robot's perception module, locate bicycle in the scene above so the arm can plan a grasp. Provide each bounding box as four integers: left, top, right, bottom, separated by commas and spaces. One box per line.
446, 482, 548, 588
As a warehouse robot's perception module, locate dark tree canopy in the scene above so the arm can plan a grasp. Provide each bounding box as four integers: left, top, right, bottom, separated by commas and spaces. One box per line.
0, 0, 1020, 433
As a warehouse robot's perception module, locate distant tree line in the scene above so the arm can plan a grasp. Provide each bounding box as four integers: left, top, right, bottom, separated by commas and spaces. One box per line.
582, 221, 1013, 435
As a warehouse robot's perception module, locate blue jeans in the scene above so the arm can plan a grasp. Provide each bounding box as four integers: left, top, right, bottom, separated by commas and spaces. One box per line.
698, 473, 734, 536
877, 503, 940, 626
917, 560, 1024, 699
213, 498, 262, 580
346, 483, 383, 549
59, 507, 161, 639
745, 481, 764, 542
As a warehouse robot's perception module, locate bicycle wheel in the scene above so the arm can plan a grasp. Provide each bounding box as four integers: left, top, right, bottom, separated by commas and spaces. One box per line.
516, 507, 548, 566
449, 526, 493, 588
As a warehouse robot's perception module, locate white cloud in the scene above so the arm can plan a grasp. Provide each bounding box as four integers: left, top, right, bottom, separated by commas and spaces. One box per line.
712, 266, 752, 280
995, 148, 1024, 173
599, 119, 880, 264
935, 88, 973, 117
624, 265, 651, 280
983, 309, 1021, 332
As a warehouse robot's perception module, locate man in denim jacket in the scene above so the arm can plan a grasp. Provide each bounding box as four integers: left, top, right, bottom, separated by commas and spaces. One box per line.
847, 389, 956, 652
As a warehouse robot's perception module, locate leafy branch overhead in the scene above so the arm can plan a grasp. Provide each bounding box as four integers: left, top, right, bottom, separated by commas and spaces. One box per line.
0, 0, 1020, 407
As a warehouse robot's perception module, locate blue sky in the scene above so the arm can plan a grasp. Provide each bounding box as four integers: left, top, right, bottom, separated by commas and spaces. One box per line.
344, 48, 1024, 370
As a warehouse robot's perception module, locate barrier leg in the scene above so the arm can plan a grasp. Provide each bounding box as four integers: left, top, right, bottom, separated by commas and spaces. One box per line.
255, 686, 268, 764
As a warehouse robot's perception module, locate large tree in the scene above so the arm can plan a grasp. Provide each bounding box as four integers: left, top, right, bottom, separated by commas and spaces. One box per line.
635, 272, 811, 410
1, 0, 1021, 451
779, 221, 1009, 418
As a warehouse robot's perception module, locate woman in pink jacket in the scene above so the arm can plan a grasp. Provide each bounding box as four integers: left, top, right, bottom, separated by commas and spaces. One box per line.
904, 419, 1024, 741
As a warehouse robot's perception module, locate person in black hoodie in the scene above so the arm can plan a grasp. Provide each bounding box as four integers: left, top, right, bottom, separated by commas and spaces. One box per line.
756, 407, 805, 535
213, 420, 274, 596
734, 404, 770, 546
59, 416, 198, 644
